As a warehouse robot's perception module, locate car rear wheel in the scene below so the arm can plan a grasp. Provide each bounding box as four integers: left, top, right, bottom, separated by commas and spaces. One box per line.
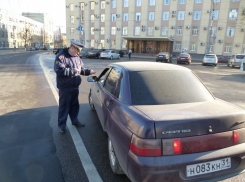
108, 137, 124, 174
118, 55, 120, 59
88, 90, 95, 111
110, 56, 113, 60
202, 63, 205, 66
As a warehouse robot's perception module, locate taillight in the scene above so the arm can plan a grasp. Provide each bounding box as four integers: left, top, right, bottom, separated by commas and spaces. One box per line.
130, 134, 161, 156
156, 55, 159, 57
233, 131, 239, 144
177, 57, 179, 60
187, 57, 190, 60
162, 138, 182, 155
234, 58, 236, 62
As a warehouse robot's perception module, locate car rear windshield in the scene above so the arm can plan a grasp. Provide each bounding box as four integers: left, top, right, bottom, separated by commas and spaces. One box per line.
236, 55, 245, 59
159, 52, 167, 55
179, 54, 188, 57
129, 71, 214, 105
103, 51, 110, 53
205, 55, 216, 58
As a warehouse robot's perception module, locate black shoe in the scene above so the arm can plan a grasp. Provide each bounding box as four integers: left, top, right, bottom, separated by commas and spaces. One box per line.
73, 122, 85, 127
59, 128, 66, 133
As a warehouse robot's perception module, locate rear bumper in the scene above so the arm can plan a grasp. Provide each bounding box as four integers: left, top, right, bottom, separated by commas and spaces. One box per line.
156, 58, 169, 62
101, 55, 111, 58
127, 143, 245, 182
177, 59, 191, 63
233, 62, 242, 66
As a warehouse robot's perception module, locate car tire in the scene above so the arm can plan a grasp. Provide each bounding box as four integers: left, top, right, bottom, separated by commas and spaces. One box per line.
108, 137, 124, 175
110, 56, 113, 60
118, 55, 120, 59
202, 63, 205, 66
214, 64, 217, 67
88, 90, 95, 111
231, 63, 235, 68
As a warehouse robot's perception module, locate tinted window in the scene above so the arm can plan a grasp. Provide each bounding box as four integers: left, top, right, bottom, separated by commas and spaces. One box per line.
159, 52, 167, 55
104, 67, 121, 95
129, 71, 214, 105
179, 54, 188, 57
205, 55, 215, 58
236, 55, 245, 59
98, 68, 111, 86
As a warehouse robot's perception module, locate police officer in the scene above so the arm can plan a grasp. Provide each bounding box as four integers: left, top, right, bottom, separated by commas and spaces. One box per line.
54, 40, 96, 133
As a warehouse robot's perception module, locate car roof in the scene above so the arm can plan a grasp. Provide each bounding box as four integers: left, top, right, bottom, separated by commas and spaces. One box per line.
110, 62, 190, 71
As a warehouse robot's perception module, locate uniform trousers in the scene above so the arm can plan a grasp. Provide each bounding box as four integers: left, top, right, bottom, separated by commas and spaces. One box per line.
58, 89, 80, 129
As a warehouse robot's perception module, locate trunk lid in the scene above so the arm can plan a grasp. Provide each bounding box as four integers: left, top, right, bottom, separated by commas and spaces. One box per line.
134, 99, 245, 139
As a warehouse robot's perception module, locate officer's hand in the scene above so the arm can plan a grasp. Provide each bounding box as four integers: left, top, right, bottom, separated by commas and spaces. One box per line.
75, 68, 81, 74
90, 70, 96, 74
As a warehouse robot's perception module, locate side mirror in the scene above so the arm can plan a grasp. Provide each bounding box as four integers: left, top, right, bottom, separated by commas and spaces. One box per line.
87, 76, 97, 82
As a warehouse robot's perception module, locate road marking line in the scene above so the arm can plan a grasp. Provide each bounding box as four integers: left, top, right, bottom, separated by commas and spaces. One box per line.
39, 56, 103, 182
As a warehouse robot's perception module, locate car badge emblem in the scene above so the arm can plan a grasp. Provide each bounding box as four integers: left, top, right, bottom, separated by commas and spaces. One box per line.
208, 126, 213, 133
162, 129, 191, 135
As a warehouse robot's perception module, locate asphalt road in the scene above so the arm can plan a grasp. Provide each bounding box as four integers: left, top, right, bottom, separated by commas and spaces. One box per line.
0, 50, 245, 182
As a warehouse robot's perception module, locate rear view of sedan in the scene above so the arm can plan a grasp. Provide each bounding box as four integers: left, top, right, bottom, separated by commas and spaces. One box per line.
87, 62, 245, 182
177, 53, 191, 64
203, 54, 218, 66
156, 52, 172, 63
100, 50, 120, 60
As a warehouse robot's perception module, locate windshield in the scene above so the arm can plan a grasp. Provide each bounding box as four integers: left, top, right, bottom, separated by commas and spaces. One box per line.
103, 51, 110, 53
236, 55, 245, 59
129, 71, 214, 105
159, 52, 167, 55
179, 54, 188, 57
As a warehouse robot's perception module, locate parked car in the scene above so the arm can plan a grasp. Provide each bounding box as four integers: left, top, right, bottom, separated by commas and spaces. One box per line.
177, 53, 191, 64
87, 62, 245, 182
227, 54, 245, 68
100, 50, 120, 59
202, 54, 218, 66
35, 47, 40, 50
79, 50, 89, 58
28, 47, 35, 51
156, 52, 172, 63
87, 50, 103, 59
218, 56, 231, 63
118, 50, 127, 57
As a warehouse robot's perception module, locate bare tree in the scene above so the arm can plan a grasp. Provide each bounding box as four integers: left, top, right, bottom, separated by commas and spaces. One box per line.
19, 24, 33, 49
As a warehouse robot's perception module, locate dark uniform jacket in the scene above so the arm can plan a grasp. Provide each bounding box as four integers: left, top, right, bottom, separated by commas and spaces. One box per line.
54, 48, 91, 91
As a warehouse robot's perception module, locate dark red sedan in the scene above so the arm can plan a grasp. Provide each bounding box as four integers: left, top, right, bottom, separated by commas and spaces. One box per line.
87, 62, 245, 182
177, 53, 191, 64
218, 56, 231, 63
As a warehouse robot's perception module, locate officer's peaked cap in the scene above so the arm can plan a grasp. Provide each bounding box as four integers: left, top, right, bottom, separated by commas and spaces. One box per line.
71, 40, 85, 51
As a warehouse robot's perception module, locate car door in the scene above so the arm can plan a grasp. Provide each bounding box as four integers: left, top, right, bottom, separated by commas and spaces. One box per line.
111, 51, 115, 58
92, 67, 112, 130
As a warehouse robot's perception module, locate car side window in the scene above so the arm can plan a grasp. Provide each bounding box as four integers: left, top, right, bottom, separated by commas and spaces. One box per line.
104, 67, 121, 96
98, 68, 111, 86
111, 51, 114, 53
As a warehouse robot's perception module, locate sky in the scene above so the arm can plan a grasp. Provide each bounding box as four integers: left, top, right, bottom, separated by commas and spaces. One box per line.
0, 0, 66, 33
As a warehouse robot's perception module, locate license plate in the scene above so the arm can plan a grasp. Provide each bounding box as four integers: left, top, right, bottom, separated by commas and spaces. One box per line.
159, 56, 163, 57
186, 157, 231, 177
181, 58, 185, 59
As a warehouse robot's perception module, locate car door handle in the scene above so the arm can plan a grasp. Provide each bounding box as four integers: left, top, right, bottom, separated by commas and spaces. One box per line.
106, 101, 110, 107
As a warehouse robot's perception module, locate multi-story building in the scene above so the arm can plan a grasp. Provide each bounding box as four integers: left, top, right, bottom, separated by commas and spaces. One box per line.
0, 10, 44, 48
22, 13, 54, 49
54, 29, 67, 48
65, 0, 245, 55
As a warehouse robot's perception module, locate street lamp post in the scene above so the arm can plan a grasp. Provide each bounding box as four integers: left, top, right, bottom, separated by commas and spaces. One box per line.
207, 0, 215, 54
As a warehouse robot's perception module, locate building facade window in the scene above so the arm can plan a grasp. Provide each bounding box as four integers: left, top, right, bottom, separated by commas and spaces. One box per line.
123, 27, 127, 35
175, 42, 181, 50
149, 12, 155, 21
111, 40, 116, 48
101, 1, 105, 9
70, 16, 74, 23
112, 0, 116, 8
111, 27, 116, 35
178, 11, 185, 20
122, 39, 127, 48
190, 42, 196, 51
135, 26, 140, 35
150, 0, 155, 6
242, 45, 245, 54
195, 0, 202, 3
211, 10, 219, 20
101, 14, 105, 22
177, 26, 182, 35
70, 4, 74, 11
192, 26, 199, 35
101, 27, 105, 35
70, 28, 74, 35
148, 27, 154, 35
211, 27, 216, 36
112, 14, 116, 21
164, 0, 170, 5
124, 0, 128, 7
224, 44, 232, 53
163, 11, 169, 20
91, 15, 94, 22
123, 13, 128, 21
81, 3, 84, 10
229, 9, 237, 20
227, 26, 235, 37
162, 27, 168, 35
91, 27, 94, 35
207, 43, 214, 52
136, 0, 141, 6
91, 2, 94, 10
194, 11, 201, 20
213, 0, 220, 2
136, 13, 141, 21
101, 40, 105, 48
91, 40, 94, 47
179, 0, 186, 4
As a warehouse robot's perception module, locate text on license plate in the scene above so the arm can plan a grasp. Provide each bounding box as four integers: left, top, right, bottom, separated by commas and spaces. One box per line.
159, 56, 163, 57
186, 157, 231, 177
